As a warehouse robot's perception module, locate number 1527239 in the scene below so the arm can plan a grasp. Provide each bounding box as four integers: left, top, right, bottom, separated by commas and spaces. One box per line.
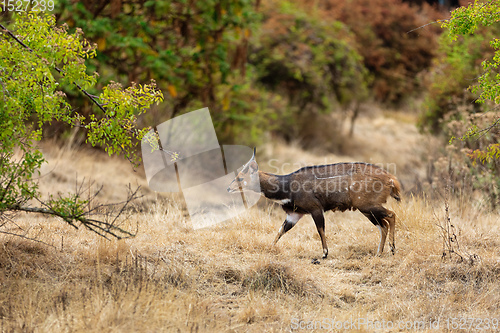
1, 0, 55, 12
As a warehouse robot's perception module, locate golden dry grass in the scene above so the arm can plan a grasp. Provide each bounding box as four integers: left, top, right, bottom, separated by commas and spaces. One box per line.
1, 114, 500, 332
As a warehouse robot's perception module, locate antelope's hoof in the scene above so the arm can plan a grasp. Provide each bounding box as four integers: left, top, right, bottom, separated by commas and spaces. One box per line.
311, 258, 321, 265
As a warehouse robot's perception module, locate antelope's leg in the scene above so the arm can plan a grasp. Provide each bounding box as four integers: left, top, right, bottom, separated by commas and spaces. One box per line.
311, 210, 328, 259
273, 212, 303, 245
385, 210, 396, 255
376, 221, 389, 256
361, 207, 391, 256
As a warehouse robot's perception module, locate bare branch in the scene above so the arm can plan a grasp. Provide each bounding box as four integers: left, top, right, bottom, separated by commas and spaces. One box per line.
471, 115, 500, 140
4, 180, 142, 239
407, 19, 447, 34
0, 230, 56, 249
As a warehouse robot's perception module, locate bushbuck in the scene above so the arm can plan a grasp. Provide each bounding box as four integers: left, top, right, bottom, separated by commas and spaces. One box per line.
227, 149, 401, 259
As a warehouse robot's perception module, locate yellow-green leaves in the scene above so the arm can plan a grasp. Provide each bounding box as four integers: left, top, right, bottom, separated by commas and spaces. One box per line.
443, 0, 500, 41
83, 80, 163, 164
0, 12, 164, 236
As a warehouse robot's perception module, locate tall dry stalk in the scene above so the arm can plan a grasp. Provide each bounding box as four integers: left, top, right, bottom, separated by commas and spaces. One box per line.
438, 176, 479, 265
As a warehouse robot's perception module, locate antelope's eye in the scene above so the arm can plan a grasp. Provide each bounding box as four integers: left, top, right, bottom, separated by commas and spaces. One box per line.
237, 177, 244, 182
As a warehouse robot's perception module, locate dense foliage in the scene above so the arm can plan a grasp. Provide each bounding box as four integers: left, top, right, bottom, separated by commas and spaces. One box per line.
420, 26, 498, 133
0, 13, 162, 237
248, 2, 369, 148
290, 0, 442, 103
54, 0, 270, 143
50, 0, 442, 147
421, 0, 500, 208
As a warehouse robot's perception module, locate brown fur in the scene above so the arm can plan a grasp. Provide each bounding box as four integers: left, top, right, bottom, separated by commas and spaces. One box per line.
228, 154, 401, 259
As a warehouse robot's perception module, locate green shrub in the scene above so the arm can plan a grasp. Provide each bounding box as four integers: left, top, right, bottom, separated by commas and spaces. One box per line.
420, 26, 498, 133
0, 13, 161, 237
419, 0, 500, 209
297, 0, 441, 103
55, 0, 263, 145
250, 1, 369, 147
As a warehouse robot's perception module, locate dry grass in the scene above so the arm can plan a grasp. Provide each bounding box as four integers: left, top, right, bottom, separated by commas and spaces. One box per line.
1, 115, 500, 332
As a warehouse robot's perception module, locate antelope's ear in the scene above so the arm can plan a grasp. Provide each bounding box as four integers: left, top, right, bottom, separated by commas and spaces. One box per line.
251, 147, 256, 160
248, 160, 258, 172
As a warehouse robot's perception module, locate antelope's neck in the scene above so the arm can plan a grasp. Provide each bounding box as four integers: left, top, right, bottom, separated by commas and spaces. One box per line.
258, 171, 290, 200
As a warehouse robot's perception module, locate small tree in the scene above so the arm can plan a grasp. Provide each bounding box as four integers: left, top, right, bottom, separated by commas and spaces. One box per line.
442, 0, 500, 163
0, 13, 163, 239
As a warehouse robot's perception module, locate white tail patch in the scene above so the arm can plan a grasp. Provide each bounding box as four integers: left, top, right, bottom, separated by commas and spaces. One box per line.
286, 212, 303, 226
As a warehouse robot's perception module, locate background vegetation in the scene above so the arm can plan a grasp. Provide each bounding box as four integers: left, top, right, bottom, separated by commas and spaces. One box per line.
1, 0, 499, 331
46, 0, 499, 207
49, 0, 446, 145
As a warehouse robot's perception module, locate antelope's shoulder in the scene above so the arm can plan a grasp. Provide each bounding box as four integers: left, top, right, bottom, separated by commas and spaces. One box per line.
295, 162, 389, 176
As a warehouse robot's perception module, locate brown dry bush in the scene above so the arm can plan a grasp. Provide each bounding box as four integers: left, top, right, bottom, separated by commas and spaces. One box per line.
421, 108, 500, 210
294, 0, 443, 103
242, 261, 320, 297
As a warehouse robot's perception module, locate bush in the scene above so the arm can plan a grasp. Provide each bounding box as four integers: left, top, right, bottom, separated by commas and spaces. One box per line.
418, 1, 500, 209
55, 0, 264, 146
0, 13, 161, 237
250, 1, 369, 148
294, 0, 442, 104
421, 107, 500, 210
420, 26, 499, 133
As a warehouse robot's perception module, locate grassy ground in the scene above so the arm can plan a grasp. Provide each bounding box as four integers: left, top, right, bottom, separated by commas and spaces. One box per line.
1, 113, 499, 332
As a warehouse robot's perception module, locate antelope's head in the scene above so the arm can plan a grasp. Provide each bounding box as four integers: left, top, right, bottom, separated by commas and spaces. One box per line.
227, 148, 260, 193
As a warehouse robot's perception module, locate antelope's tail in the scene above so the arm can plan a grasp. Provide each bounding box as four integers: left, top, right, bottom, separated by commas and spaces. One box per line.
389, 177, 402, 202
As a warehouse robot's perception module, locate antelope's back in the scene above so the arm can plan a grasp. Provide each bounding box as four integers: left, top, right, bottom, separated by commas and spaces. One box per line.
293, 163, 397, 208
295, 162, 391, 179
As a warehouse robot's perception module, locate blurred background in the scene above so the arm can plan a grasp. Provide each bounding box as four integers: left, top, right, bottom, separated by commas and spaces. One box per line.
6, 0, 500, 207
1, 3, 500, 330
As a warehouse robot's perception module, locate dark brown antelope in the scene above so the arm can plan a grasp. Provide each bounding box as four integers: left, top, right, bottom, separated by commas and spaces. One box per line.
227, 148, 401, 259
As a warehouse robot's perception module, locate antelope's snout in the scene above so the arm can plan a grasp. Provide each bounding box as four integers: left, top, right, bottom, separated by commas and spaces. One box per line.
227, 179, 240, 193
